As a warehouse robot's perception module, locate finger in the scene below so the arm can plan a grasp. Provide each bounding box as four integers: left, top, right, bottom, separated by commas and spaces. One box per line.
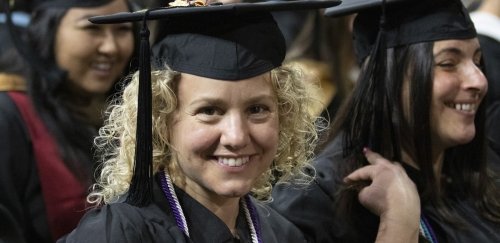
363, 147, 391, 166
344, 165, 376, 183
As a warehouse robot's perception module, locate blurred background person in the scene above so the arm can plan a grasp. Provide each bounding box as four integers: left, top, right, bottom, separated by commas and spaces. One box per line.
278, 11, 357, 122
471, 0, 500, 104
470, 0, 500, 172
0, 3, 30, 241
0, 0, 137, 242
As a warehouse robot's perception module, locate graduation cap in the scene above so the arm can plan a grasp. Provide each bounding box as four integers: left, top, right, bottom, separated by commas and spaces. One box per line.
322, 0, 476, 161
325, 0, 477, 64
89, 0, 341, 206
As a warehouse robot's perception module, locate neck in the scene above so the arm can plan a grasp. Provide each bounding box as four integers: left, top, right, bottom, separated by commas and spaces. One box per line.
64, 93, 107, 127
402, 149, 444, 187
479, 0, 500, 17
174, 180, 241, 230
207, 198, 240, 231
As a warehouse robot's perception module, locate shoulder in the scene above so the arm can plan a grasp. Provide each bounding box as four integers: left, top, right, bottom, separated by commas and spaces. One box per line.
270, 135, 346, 211
0, 92, 24, 123
60, 202, 186, 243
487, 101, 500, 173
315, 133, 344, 168
424, 200, 500, 242
268, 135, 347, 242
0, 92, 30, 140
253, 201, 307, 243
312, 134, 345, 195
0, 92, 32, 179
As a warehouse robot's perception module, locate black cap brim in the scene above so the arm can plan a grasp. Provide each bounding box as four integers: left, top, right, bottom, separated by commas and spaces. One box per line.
89, 0, 341, 24
324, 0, 405, 17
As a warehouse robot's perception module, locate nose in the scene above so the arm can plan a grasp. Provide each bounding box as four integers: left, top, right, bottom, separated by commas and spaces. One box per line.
463, 62, 488, 98
220, 113, 249, 150
98, 30, 118, 55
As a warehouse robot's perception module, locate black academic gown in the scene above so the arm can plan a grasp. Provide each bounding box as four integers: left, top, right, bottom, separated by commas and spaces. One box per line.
0, 92, 49, 243
478, 35, 500, 104
0, 91, 92, 242
270, 136, 500, 243
487, 101, 500, 174
60, 173, 307, 243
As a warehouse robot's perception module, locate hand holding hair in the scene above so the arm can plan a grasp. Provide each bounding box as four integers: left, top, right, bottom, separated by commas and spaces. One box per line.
344, 148, 420, 243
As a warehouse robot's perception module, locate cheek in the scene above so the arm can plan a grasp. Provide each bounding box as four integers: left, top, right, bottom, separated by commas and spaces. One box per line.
254, 119, 280, 154
171, 121, 218, 154
55, 31, 91, 73
429, 75, 460, 136
432, 72, 459, 101
117, 34, 134, 59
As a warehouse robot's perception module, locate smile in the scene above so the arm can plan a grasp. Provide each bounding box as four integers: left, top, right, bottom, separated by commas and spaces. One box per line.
218, 156, 250, 167
446, 102, 477, 112
92, 62, 112, 71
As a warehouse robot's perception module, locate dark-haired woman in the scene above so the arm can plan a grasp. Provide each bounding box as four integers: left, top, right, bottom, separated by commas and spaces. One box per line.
0, 0, 136, 242
271, 0, 500, 242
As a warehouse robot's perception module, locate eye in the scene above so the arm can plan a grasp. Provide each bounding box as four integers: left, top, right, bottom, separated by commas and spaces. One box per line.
82, 24, 101, 31
115, 25, 133, 33
473, 56, 484, 70
193, 106, 223, 122
198, 106, 219, 116
248, 105, 268, 114
247, 104, 272, 121
435, 60, 457, 71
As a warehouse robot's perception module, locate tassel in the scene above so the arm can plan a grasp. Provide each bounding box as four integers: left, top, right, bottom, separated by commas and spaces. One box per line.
367, 0, 401, 161
126, 11, 153, 207
348, 0, 402, 161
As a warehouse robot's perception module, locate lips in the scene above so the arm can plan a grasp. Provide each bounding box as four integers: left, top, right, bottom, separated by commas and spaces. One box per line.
217, 156, 250, 167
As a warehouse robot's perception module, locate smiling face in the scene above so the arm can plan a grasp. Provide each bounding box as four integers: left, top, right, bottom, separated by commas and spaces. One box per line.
169, 72, 279, 204
429, 38, 487, 151
54, 0, 134, 97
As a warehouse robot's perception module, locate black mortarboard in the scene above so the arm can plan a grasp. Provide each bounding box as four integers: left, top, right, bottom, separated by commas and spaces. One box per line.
152, 11, 286, 81
89, 0, 341, 206
325, 0, 477, 64
323, 0, 476, 161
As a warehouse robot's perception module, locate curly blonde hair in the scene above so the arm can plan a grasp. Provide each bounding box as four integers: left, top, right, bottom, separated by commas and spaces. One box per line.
88, 64, 323, 205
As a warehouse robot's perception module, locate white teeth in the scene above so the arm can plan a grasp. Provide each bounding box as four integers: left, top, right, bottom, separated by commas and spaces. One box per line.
93, 63, 112, 71
218, 157, 250, 167
449, 103, 476, 112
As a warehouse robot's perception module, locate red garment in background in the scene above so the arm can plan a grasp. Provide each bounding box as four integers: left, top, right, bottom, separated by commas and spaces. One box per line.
8, 91, 87, 240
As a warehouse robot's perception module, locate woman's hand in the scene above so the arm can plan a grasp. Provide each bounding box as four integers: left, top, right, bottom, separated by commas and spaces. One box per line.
344, 148, 420, 243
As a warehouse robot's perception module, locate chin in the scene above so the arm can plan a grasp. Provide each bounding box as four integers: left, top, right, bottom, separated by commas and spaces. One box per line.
216, 184, 253, 198
449, 133, 476, 147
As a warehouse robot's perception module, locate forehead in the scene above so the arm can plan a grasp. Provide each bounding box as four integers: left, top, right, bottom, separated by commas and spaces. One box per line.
433, 38, 480, 54
176, 72, 275, 100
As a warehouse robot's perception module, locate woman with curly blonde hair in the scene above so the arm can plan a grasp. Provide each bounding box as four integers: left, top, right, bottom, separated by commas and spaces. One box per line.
60, 3, 328, 241
90, 63, 319, 206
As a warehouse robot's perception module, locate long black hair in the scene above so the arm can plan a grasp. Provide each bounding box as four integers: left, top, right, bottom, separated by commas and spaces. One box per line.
26, 4, 138, 184
328, 41, 500, 241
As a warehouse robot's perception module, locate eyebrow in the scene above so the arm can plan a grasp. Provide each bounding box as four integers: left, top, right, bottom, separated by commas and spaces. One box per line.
77, 14, 99, 22
434, 46, 482, 58
434, 47, 463, 57
189, 94, 276, 107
